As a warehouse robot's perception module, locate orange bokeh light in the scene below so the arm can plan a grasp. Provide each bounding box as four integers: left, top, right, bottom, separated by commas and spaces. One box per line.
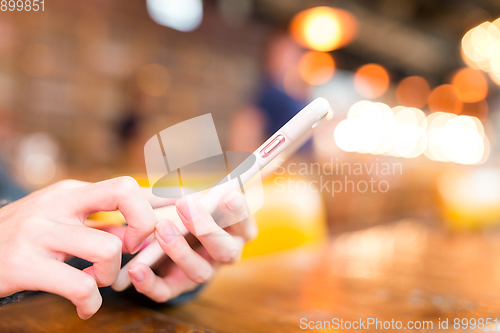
298, 51, 335, 85
451, 68, 488, 103
428, 84, 463, 114
461, 100, 489, 120
353, 64, 390, 99
290, 6, 357, 52
395, 76, 431, 108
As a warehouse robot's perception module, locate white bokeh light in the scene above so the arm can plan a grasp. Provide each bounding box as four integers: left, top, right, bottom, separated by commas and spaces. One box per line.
146, 0, 203, 32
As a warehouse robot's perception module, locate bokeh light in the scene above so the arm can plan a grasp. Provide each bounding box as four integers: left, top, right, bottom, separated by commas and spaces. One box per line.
146, 0, 203, 32
424, 113, 487, 164
334, 118, 366, 152
442, 116, 485, 164
334, 101, 426, 158
298, 51, 335, 86
361, 102, 394, 154
24, 153, 56, 185
451, 68, 488, 103
428, 84, 463, 114
137, 63, 170, 97
461, 99, 489, 120
333, 100, 489, 165
395, 76, 431, 108
424, 112, 455, 162
462, 22, 494, 71
353, 64, 390, 99
389, 107, 427, 158
290, 6, 357, 52
461, 18, 500, 85
18, 133, 59, 186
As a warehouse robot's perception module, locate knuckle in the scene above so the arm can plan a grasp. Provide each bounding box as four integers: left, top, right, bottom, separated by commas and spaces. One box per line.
114, 176, 140, 194
247, 233, 258, 242
54, 179, 82, 189
73, 276, 97, 302
171, 245, 190, 263
31, 191, 57, 208
246, 226, 258, 242
133, 280, 154, 297
193, 268, 212, 284
3, 248, 25, 271
214, 245, 238, 263
17, 216, 47, 234
99, 235, 122, 261
133, 284, 150, 296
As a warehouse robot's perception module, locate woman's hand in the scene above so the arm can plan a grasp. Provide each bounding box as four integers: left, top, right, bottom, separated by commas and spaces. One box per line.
124, 191, 258, 303
0, 176, 170, 319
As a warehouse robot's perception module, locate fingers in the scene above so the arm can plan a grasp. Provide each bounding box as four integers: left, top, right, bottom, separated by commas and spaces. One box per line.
176, 196, 239, 263
62, 176, 157, 253
129, 211, 248, 304
128, 263, 198, 303
43, 223, 122, 287
140, 188, 178, 209
26, 259, 102, 320
42, 179, 176, 209
98, 225, 157, 254
218, 191, 258, 242
154, 219, 213, 284
40, 179, 89, 192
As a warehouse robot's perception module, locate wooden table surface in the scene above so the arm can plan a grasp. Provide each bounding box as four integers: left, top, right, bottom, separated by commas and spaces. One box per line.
2, 220, 500, 332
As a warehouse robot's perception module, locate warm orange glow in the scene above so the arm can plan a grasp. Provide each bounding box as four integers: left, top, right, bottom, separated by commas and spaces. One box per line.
428, 84, 463, 114
290, 6, 357, 52
395, 76, 431, 108
461, 100, 489, 120
451, 68, 488, 103
298, 51, 335, 85
353, 64, 390, 99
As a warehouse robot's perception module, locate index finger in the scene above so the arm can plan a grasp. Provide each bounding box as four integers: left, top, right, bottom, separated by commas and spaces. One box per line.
175, 196, 239, 263
62, 176, 157, 253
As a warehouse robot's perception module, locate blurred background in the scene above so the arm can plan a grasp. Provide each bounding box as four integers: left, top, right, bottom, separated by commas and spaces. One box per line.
3, 0, 500, 256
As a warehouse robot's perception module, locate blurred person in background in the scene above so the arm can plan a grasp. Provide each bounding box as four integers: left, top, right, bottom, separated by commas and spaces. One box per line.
229, 33, 310, 152
116, 85, 151, 172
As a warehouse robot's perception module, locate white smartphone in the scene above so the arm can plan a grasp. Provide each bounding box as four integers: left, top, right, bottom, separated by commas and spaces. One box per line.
112, 97, 332, 291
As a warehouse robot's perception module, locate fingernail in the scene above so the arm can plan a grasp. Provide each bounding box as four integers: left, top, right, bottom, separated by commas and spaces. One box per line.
139, 236, 152, 251
156, 219, 177, 243
129, 265, 145, 282
223, 191, 244, 211
177, 196, 200, 221
131, 243, 142, 255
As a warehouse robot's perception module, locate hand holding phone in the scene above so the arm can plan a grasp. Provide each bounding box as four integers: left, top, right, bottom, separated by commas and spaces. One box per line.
112, 97, 332, 292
